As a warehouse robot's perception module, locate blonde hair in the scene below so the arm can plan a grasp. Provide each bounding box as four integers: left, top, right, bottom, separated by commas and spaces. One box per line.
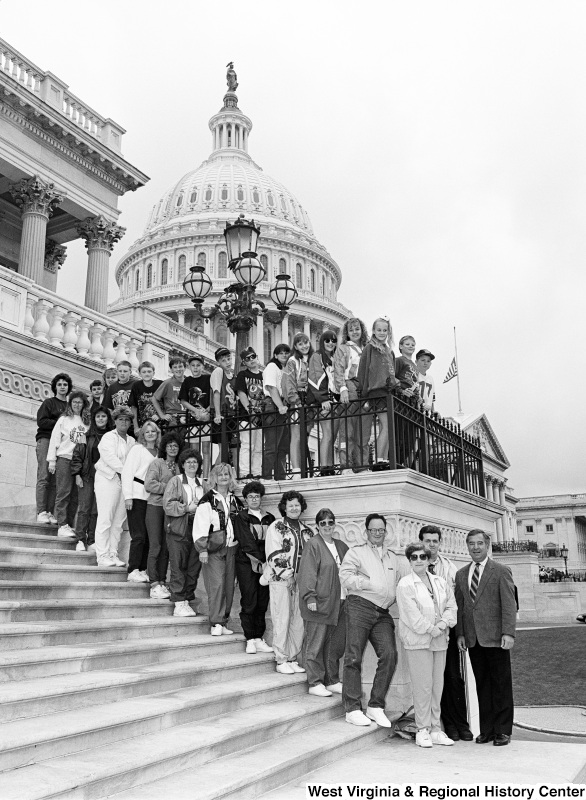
208, 462, 238, 493
371, 317, 395, 350
137, 420, 161, 449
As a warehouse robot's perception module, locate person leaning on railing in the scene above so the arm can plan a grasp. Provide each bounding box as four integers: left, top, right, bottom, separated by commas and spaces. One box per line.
307, 330, 342, 477
332, 318, 371, 474
261, 344, 291, 482
282, 333, 313, 479
357, 317, 400, 470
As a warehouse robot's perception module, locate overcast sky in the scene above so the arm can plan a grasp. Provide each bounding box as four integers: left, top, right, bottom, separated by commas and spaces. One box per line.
3, 0, 584, 498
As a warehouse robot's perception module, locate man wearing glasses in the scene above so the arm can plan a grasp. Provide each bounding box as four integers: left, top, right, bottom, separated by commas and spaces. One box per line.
339, 513, 402, 728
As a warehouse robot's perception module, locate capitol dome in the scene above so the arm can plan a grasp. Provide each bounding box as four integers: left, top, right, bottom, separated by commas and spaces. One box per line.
112, 76, 351, 362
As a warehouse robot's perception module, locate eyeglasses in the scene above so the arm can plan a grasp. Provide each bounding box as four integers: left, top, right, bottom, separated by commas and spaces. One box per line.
318, 520, 335, 527
246, 494, 261, 500
244, 354, 257, 361
323, 338, 336, 344
410, 553, 429, 561
367, 528, 385, 533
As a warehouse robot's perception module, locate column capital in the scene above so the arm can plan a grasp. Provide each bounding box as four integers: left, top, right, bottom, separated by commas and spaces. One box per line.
76, 215, 126, 252
9, 176, 64, 218
44, 240, 67, 273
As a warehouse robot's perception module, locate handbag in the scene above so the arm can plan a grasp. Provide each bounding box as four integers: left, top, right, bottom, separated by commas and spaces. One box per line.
247, 554, 264, 574
194, 527, 226, 554
165, 514, 188, 537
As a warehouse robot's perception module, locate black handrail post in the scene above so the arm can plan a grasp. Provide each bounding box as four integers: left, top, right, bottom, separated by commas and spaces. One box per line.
477, 441, 485, 498
220, 401, 229, 465
299, 390, 308, 479
457, 428, 466, 492
421, 410, 429, 475
386, 389, 397, 469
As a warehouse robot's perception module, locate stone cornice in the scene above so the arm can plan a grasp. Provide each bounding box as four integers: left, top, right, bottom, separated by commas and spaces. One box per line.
0, 91, 148, 194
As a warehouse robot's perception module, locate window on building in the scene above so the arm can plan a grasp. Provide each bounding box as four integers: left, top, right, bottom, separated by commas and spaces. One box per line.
197, 252, 206, 267
546, 524, 554, 532
205, 186, 213, 202
320, 275, 325, 295
178, 255, 187, 281
135, 270, 140, 291
295, 263, 302, 288
176, 194, 183, 208
310, 269, 316, 293
220, 185, 229, 201
237, 186, 245, 202
260, 254, 268, 273
264, 327, 272, 365
526, 525, 534, 533
290, 200, 298, 218
278, 257, 286, 274
189, 189, 198, 204
161, 259, 168, 285
146, 263, 153, 288
280, 195, 287, 212
218, 251, 228, 279
267, 191, 275, 208
215, 318, 228, 346
252, 188, 260, 204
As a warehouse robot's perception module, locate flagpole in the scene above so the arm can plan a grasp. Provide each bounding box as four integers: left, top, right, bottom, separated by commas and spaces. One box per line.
454, 326, 463, 414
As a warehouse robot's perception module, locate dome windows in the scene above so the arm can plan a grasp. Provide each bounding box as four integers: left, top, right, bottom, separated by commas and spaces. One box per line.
220, 184, 229, 202
259, 254, 268, 274
290, 199, 298, 219
178, 255, 187, 281
218, 251, 228, 279
236, 186, 245, 203
146, 263, 153, 288
176, 194, 184, 208
278, 257, 287, 273
295, 263, 303, 288
310, 268, 316, 293
197, 252, 207, 267
252, 188, 261, 205
280, 195, 288, 214
204, 186, 213, 203
135, 269, 141, 291
189, 188, 198, 204
267, 191, 275, 208
161, 259, 168, 286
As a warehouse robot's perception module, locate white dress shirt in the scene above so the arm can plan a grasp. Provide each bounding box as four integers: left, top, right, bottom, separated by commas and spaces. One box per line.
467, 556, 489, 590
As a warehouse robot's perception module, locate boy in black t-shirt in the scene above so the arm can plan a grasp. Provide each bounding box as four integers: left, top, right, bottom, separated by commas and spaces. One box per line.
89, 379, 104, 416
235, 347, 264, 478
103, 361, 136, 411
179, 355, 211, 420
129, 361, 163, 430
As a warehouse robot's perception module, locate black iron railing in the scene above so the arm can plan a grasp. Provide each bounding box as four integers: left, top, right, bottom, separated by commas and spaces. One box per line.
164, 389, 485, 497
492, 540, 538, 553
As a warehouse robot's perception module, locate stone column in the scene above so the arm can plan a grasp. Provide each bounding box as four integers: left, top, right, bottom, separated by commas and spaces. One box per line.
255, 316, 264, 361
177, 309, 186, 326
77, 216, 126, 314
43, 240, 67, 293
303, 317, 311, 338
9, 176, 63, 284
495, 517, 504, 544
281, 316, 289, 346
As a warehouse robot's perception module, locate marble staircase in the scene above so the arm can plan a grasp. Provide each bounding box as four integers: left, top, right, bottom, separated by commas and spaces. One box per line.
0, 520, 388, 800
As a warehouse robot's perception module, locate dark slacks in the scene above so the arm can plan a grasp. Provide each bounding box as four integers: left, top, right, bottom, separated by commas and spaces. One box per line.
202, 545, 236, 625
235, 559, 269, 640
54, 456, 78, 527
36, 438, 55, 515
303, 599, 347, 687
440, 626, 470, 734
262, 400, 290, 481
126, 498, 149, 573
146, 504, 169, 584
167, 517, 201, 603
75, 477, 97, 545
343, 595, 397, 713
468, 642, 514, 737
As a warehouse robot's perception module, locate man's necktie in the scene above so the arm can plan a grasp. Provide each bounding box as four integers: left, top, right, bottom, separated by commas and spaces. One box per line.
428, 563, 435, 575
470, 563, 480, 601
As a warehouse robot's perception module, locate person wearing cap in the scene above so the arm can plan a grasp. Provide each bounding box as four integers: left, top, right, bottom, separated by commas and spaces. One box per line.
210, 347, 239, 467
235, 347, 264, 479
180, 354, 212, 475
416, 349, 436, 412
262, 343, 291, 481
94, 406, 136, 567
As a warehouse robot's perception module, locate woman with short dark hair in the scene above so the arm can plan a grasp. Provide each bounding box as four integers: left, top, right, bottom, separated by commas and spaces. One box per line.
298, 508, 349, 696
264, 489, 313, 674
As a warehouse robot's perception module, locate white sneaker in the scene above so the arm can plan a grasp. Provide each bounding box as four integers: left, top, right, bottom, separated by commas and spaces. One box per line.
57, 525, 76, 538
346, 710, 371, 727
366, 707, 393, 728
47, 513, 58, 524
221, 626, 234, 635
289, 661, 306, 673
308, 684, 333, 697
341, 469, 354, 476
174, 601, 196, 617
430, 731, 454, 746
326, 682, 343, 694
416, 729, 433, 748
211, 624, 223, 636
109, 554, 126, 567
97, 556, 116, 567
254, 638, 274, 652
75, 541, 86, 552
127, 569, 149, 583
37, 512, 51, 524
150, 585, 167, 599
87, 543, 96, 552
245, 639, 257, 654
159, 585, 171, 598
276, 662, 295, 674
139, 570, 150, 581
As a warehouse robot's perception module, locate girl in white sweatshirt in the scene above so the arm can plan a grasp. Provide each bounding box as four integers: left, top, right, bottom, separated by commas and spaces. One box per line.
47, 391, 89, 537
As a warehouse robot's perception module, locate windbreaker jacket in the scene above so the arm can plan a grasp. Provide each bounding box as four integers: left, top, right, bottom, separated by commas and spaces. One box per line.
307, 353, 336, 405
357, 342, 399, 399
264, 518, 314, 584
233, 508, 276, 565
192, 489, 243, 550
298, 534, 349, 625
332, 341, 363, 393
162, 473, 205, 540
396, 570, 457, 650
95, 430, 136, 480
121, 444, 156, 501
71, 432, 106, 481
339, 542, 403, 610
281, 357, 309, 405
144, 459, 179, 506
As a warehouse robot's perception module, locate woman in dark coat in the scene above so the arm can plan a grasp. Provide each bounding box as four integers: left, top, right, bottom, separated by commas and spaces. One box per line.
298, 507, 349, 697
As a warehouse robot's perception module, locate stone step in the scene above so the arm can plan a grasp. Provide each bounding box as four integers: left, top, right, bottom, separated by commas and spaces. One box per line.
0, 649, 281, 722
0, 614, 213, 650
0, 561, 128, 583
0, 598, 175, 623
0, 668, 304, 772
0, 544, 96, 565
110, 717, 389, 800
0, 579, 149, 601
0, 694, 342, 799
0, 530, 75, 550
0, 630, 246, 682
0, 521, 57, 537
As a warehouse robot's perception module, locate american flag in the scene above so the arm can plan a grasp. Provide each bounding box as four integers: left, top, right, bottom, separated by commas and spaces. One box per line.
443, 356, 458, 384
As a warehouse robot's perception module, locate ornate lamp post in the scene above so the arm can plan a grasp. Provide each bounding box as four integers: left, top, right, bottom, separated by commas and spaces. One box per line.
560, 543, 569, 577
182, 214, 298, 362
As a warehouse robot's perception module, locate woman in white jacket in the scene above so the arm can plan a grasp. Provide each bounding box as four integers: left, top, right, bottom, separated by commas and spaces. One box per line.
94, 406, 136, 567
121, 421, 160, 582
396, 541, 457, 749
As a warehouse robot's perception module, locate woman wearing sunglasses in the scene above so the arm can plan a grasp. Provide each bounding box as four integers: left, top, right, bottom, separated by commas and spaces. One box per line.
307, 330, 343, 476
396, 541, 457, 748
298, 508, 349, 696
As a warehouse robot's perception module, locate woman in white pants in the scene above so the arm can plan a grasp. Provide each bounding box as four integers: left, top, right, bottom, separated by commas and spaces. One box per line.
94, 406, 136, 567
396, 541, 457, 749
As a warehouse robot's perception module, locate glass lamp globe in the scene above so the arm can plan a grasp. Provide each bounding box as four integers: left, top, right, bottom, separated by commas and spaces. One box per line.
269, 273, 298, 310
183, 265, 212, 305
233, 254, 265, 286
224, 215, 261, 264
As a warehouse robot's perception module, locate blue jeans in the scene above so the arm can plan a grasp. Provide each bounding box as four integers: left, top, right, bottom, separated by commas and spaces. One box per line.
343, 594, 397, 712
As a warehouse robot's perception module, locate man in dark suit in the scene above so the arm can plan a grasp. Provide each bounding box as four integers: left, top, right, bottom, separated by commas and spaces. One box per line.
455, 529, 517, 747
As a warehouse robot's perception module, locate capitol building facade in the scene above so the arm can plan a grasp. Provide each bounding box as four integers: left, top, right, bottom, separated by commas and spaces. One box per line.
110, 82, 352, 362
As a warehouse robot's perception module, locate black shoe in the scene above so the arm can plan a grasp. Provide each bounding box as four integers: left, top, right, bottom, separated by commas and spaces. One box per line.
476, 733, 495, 744
458, 729, 474, 741
445, 729, 460, 741
493, 734, 511, 746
